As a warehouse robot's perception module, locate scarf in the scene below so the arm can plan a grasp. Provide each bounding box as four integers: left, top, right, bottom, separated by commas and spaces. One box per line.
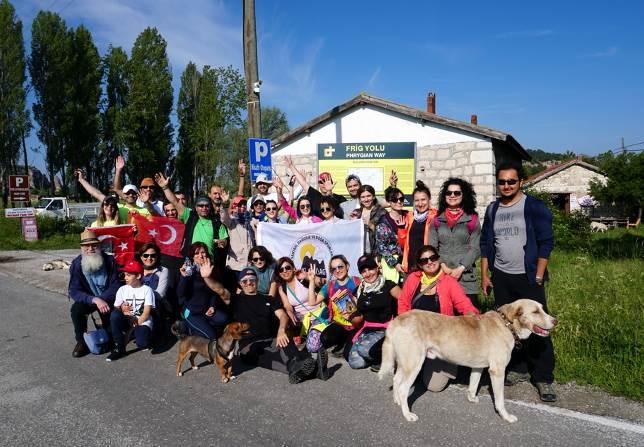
413, 209, 429, 223
358, 274, 386, 297
445, 208, 464, 229
420, 270, 442, 289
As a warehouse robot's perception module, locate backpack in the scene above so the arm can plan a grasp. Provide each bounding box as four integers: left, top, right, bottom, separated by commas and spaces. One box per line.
83, 312, 111, 355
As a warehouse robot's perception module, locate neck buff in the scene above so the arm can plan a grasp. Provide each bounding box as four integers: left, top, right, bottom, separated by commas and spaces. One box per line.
414, 209, 429, 223
445, 208, 465, 229
421, 270, 443, 288
358, 274, 386, 298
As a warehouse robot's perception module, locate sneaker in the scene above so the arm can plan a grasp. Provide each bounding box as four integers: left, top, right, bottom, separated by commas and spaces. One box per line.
288, 357, 317, 384
329, 346, 344, 359
504, 371, 531, 386
317, 350, 329, 381
106, 348, 125, 362
370, 364, 381, 373
535, 382, 557, 402
72, 342, 89, 358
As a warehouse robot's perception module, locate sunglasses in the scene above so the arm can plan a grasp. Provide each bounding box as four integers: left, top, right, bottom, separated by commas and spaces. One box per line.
418, 254, 440, 265
497, 179, 519, 186
265, 206, 277, 211
299, 204, 311, 209
140, 185, 154, 190
320, 207, 334, 213
251, 256, 265, 263
392, 196, 405, 203
330, 264, 345, 272
279, 265, 294, 273
124, 191, 138, 196
196, 203, 210, 208
240, 278, 257, 285
446, 190, 462, 197
141, 253, 157, 259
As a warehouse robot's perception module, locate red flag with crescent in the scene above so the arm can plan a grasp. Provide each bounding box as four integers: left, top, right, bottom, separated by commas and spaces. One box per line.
132, 214, 185, 257
91, 224, 136, 265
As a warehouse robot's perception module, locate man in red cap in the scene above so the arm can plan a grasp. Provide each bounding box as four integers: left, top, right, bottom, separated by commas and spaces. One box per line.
107, 260, 156, 362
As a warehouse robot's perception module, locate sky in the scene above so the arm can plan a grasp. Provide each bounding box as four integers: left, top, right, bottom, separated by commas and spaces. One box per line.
14, 0, 644, 172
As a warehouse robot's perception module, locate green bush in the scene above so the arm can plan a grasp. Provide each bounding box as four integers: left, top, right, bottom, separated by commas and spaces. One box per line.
36, 215, 84, 239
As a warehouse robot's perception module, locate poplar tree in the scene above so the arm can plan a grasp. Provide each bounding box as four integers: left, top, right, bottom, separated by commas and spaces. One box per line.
122, 27, 173, 183
0, 0, 30, 203
176, 62, 201, 198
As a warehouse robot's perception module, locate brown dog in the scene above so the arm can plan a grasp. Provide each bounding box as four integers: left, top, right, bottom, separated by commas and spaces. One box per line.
172, 322, 250, 382
379, 299, 557, 423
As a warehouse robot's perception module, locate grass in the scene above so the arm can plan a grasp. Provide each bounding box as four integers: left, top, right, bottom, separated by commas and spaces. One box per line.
0, 215, 80, 250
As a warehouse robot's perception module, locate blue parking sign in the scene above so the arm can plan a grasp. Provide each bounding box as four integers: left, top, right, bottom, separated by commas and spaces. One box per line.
248, 138, 272, 183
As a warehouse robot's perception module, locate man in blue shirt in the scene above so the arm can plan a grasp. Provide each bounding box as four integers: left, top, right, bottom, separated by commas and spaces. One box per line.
68, 230, 122, 357
481, 161, 557, 402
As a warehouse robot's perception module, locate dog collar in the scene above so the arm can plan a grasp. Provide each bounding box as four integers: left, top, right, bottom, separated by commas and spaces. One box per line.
496, 310, 522, 348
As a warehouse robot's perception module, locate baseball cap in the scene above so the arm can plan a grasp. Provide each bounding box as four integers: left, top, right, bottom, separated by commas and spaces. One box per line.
346, 174, 361, 184
140, 177, 155, 187
252, 197, 266, 206
120, 260, 143, 275
80, 230, 99, 245
254, 173, 271, 186
231, 196, 247, 208
195, 196, 210, 206
238, 267, 258, 282
357, 254, 378, 273
102, 195, 118, 206
123, 184, 139, 195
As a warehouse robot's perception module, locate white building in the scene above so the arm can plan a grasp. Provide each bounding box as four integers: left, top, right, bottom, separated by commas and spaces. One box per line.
270, 93, 529, 214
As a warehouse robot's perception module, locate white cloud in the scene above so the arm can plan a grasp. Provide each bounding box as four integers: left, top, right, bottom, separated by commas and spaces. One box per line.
366, 66, 381, 91
495, 29, 555, 39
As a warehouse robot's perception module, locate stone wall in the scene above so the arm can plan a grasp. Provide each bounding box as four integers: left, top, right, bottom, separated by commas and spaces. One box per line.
416, 141, 496, 215
272, 154, 318, 187
529, 165, 607, 197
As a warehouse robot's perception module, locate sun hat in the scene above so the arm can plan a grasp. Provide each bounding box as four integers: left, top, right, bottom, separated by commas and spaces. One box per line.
80, 230, 99, 245
254, 173, 271, 186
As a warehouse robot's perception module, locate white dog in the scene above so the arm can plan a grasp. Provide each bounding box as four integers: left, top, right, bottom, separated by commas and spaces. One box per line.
590, 221, 608, 232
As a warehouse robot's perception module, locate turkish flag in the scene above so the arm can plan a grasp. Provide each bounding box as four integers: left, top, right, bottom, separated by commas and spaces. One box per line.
132, 214, 185, 258
91, 224, 136, 265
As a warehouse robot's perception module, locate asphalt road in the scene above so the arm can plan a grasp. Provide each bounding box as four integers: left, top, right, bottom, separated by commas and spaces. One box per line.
0, 273, 642, 447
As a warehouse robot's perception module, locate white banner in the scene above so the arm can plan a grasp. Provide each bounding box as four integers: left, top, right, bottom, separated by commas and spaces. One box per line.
256, 220, 364, 277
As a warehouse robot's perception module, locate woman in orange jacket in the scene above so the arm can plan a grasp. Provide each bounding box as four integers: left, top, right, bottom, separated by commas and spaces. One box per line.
401, 181, 438, 272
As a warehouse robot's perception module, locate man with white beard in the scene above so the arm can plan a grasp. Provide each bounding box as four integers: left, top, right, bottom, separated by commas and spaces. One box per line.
68, 230, 122, 357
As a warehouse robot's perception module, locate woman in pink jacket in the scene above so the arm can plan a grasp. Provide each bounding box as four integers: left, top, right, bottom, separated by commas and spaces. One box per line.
398, 244, 479, 392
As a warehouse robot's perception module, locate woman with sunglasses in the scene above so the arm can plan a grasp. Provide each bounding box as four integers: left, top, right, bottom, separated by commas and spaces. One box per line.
348, 255, 401, 371
137, 242, 173, 343
260, 199, 288, 224
430, 178, 481, 304
319, 197, 340, 223
247, 246, 276, 295
353, 185, 386, 254
401, 181, 438, 273
398, 245, 479, 392
90, 195, 121, 227
309, 255, 362, 357
177, 242, 231, 340
280, 195, 322, 224
375, 186, 409, 284
273, 257, 330, 379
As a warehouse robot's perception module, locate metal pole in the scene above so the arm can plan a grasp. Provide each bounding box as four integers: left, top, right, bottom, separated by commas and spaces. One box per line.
243, 0, 262, 139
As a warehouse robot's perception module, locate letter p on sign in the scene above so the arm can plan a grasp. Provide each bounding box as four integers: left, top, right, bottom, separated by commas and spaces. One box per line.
9, 175, 29, 190
248, 138, 272, 183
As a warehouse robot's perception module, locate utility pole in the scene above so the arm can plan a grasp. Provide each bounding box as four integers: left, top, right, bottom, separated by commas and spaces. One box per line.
243, 0, 261, 138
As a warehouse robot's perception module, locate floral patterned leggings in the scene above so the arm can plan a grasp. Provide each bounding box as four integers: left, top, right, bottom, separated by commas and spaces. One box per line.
348, 329, 385, 369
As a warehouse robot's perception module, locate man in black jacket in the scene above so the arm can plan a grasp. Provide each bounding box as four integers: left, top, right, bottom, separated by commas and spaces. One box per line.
68, 230, 122, 357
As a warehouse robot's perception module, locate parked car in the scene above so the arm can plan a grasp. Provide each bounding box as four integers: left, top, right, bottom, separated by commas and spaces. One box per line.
35, 197, 99, 225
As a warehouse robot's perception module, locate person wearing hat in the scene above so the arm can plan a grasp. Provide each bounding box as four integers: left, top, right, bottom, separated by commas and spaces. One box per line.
221, 194, 256, 289
90, 195, 121, 227
107, 260, 156, 361
233, 267, 318, 384
68, 230, 122, 358
154, 173, 229, 274
113, 155, 165, 216
283, 155, 346, 219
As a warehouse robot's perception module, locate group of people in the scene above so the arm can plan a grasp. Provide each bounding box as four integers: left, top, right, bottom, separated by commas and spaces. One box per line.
68, 158, 557, 401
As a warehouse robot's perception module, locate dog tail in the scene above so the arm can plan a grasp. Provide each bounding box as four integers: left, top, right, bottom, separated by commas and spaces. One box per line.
378, 333, 395, 380
171, 321, 188, 340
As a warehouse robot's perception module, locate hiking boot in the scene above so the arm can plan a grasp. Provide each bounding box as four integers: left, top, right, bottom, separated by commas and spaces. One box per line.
370, 363, 381, 373
288, 356, 317, 384
504, 371, 531, 386
317, 349, 329, 381
536, 382, 557, 402
106, 347, 125, 362
329, 346, 344, 359
72, 341, 89, 358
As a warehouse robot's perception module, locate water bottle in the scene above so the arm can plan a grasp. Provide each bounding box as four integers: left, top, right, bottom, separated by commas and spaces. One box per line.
184, 257, 193, 276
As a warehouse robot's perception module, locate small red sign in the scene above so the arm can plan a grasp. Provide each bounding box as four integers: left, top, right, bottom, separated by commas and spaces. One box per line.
10, 190, 30, 202
21, 217, 39, 242
9, 175, 29, 190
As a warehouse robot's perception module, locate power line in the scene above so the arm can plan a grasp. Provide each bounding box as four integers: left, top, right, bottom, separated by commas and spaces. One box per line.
610, 140, 644, 153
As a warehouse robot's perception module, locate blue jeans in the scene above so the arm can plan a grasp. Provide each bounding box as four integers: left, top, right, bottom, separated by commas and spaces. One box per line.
348, 330, 386, 369
183, 308, 228, 340
110, 310, 151, 350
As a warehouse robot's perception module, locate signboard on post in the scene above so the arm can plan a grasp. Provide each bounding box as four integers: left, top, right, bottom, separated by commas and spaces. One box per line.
248, 138, 272, 183
317, 142, 416, 197
5, 208, 35, 218
10, 190, 30, 203
21, 217, 39, 241
9, 175, 29, 191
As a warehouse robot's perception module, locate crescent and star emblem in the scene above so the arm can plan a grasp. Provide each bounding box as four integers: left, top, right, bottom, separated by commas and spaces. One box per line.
157, 225, 177, 245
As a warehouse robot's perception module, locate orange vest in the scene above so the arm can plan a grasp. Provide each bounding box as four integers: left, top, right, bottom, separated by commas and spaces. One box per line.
401, 208, 437, 272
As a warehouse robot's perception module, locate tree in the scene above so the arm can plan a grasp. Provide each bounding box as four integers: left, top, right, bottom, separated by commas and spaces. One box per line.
64, 25, 101, 193
261, 106, 289, 140
95, 45, 128, 192
176, 62, 201, 199
590, 151, 644, 220
29, 11, 70, 194
0, 0, 30, 205
121, 27, 173, 183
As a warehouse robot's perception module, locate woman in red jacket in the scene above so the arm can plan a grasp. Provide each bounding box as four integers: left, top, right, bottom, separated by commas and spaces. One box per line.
398, 244, 479, 391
